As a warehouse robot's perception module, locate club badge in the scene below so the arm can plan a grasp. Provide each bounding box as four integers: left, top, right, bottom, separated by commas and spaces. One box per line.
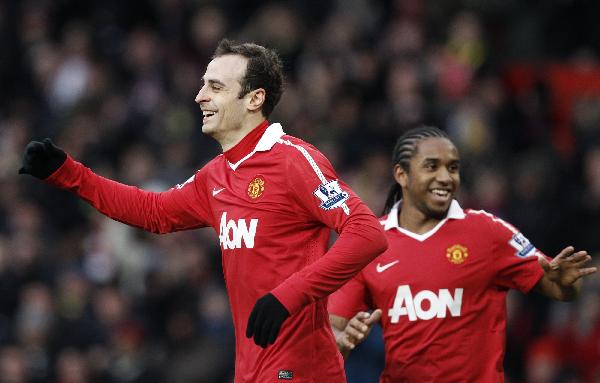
446, 244, 468, 264
247, 176, 265, 199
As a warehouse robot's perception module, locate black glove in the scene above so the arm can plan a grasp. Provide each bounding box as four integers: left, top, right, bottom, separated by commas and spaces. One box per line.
246, 293, 290, 348
18, 138, 67, 179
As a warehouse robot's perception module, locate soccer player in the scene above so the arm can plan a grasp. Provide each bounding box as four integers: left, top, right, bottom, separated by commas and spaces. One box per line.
18, 39, 388, 382
328, 126, 597, 382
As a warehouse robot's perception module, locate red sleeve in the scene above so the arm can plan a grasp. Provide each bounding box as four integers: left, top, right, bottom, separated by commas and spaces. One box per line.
482, 213, 546, 293
270, 142, 388, 314
45, 156, 212, 233
327, 272, 372, 320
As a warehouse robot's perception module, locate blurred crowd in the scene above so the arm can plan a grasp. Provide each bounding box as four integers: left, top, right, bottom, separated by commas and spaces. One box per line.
1, 0, 600, 382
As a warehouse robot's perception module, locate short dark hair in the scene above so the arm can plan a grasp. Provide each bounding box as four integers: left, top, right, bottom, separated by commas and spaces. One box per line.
213, 39, 284, 118
382, 126, 450, 214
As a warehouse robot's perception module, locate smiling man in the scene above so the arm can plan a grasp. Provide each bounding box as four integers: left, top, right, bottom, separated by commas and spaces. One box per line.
18, 39, 388, 382
328, 126, 597, 383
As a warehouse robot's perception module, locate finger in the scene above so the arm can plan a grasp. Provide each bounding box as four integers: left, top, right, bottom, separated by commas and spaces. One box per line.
267, 321, 283, 345
578, 267, 598, 277
349, 318, 369, 333
554, 246, 575, 262
571, 255, 593, 268
344, 325, 365, 340
567, 252, 589, 263
352, 312, 370, 323
43, 138, 55, 150
25, 141, 45, 154
339, 334, 357, 350
365, 309, 382, 325
258, 318, 272, 347
246, 308, 258, 338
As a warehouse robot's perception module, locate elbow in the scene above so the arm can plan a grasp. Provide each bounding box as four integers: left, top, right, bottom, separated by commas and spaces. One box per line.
366, 224, 388, 257
374, 230, 388, 255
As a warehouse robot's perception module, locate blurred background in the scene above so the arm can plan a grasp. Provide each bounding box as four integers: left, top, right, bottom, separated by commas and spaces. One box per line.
1, 0, 600, 382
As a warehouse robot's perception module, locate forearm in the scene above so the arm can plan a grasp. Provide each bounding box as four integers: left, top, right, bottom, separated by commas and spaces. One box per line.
272, 215, 388, 314
45, 156, 203, 233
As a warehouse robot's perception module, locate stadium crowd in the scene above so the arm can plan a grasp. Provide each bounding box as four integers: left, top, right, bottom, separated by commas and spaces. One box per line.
1, 0, 600, 382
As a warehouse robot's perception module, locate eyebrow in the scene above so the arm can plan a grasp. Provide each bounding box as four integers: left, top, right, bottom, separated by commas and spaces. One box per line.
421, 157, 460, 163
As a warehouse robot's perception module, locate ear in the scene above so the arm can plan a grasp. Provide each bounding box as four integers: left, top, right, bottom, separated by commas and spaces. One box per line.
247, 88, 266, 112
393, 164, 408, 189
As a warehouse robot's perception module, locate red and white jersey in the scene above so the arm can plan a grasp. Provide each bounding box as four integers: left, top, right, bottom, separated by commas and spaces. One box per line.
329, 200, 546, 383
47, 122, 387, 383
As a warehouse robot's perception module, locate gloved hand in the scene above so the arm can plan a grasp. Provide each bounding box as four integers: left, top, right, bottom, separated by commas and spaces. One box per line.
18, 138, 67, 179
246, 293, 290, 348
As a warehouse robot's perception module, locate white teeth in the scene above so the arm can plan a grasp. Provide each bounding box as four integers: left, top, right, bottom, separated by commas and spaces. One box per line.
203, 111, 216, 117
431, 189, 449, 196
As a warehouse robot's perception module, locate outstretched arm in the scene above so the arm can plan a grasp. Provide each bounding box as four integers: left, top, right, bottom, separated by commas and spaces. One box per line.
19, 138, 210, 233
330, 309, 382, 359
535, 246, 597, 301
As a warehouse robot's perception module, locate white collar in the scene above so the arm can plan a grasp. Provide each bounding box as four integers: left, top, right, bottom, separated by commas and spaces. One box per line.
228, 123, 285, 170
382, 199, 465, 241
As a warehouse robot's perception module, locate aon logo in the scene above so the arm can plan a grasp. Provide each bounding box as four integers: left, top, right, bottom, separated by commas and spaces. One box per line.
219, 212, 258, 250
389, 285, 463, 322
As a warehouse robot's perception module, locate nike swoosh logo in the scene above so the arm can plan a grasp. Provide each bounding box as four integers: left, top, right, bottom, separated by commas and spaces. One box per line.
212, 187, 225, 197
376, 260, 399, 273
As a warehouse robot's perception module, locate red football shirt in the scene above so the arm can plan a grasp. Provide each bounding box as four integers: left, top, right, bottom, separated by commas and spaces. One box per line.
46, 122, 387, 382
329, 200, 545, 383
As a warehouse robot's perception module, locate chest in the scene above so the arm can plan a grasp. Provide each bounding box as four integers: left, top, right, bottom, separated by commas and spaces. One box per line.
204, 157, 310, 251
364, 226, 494, 308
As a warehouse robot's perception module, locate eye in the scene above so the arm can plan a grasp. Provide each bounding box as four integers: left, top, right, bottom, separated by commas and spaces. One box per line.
424, 162, 436, 171
448, 163, 460, 172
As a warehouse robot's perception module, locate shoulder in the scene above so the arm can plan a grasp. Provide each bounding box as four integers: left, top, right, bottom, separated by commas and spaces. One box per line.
274, 134, 335, 173
463, 208, 519, 236
275, 134, 327, 158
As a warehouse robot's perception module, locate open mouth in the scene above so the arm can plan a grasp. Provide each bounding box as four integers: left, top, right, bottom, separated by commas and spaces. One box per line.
429, 188, 452, 202
202, 111, 217, 123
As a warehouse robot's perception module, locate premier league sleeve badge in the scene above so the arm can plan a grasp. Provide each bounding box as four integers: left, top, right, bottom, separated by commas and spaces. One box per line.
313, 180, 350, 213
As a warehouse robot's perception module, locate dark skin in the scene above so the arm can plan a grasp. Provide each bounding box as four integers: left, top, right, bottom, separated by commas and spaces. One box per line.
330, 137, 597, 357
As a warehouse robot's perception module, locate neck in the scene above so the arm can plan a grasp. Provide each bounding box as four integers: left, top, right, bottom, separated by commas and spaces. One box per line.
398, 202, 444, 235
223, 119, 270, 164
219, 113, 266, 152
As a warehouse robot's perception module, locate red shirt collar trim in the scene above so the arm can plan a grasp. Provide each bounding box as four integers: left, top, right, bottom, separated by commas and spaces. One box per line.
223, 120, 270, 164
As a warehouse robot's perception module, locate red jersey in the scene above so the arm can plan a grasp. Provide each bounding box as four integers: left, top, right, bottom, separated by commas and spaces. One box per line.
328, 200, 545, 383
46, 122, 387, 382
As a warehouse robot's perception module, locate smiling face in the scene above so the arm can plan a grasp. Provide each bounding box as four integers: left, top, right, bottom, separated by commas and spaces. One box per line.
396, 137, 460, 219
194, 54, 255, 144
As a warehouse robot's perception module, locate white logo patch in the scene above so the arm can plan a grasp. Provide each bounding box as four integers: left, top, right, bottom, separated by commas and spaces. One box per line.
509, 233, 536, 257
313, 180, 349, 211
376, 260, 399, 273
388, 285, 463, 322
212, 187, 225, 197
219, 212, 258, 250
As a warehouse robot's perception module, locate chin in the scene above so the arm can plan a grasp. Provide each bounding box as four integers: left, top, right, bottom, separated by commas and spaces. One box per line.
427, 202, 451, 219
201, 124, 216, 136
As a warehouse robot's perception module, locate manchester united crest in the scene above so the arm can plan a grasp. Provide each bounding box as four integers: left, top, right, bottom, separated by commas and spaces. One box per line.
247, 176, 265, 199
446, 244, 468, 264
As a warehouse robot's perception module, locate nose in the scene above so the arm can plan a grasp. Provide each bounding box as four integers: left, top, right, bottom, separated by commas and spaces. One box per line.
195, 85, 209, 104
436, 167, 453, 184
